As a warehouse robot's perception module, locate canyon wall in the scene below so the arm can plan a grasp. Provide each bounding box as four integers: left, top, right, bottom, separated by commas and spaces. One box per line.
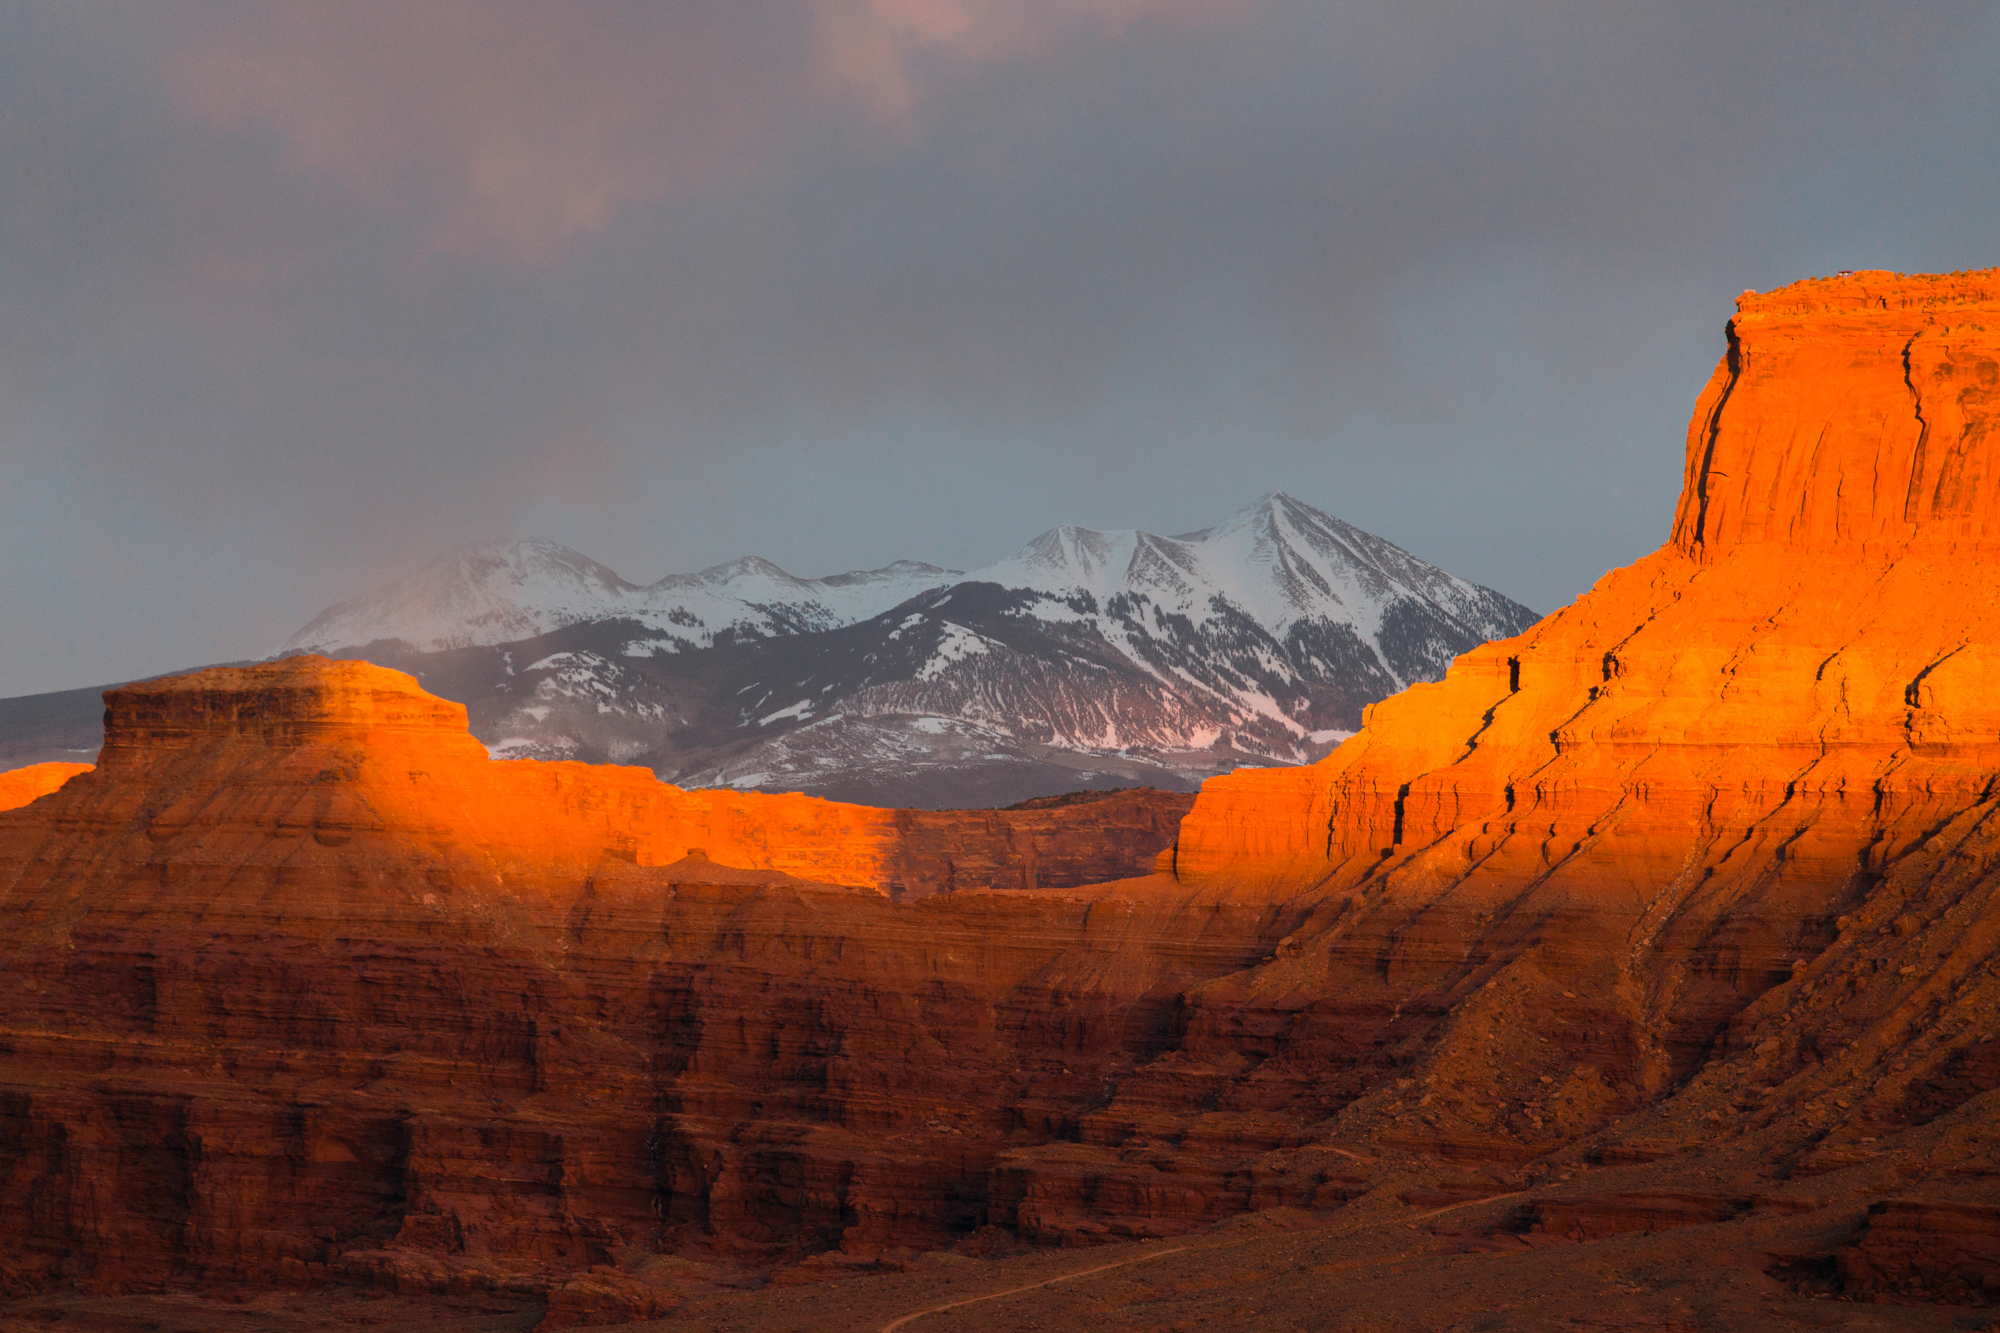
0, 662, 1252, 1297
4, 269, 2000, 1307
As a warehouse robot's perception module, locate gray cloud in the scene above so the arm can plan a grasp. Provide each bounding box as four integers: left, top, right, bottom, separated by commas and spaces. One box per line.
0, 0, 1996, 693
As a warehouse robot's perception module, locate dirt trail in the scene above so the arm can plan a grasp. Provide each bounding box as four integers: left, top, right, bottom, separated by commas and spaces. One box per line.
876, 1245, 1190, 1332
1406, 1190, 1528, 1225
874, 1190, 1529, 1329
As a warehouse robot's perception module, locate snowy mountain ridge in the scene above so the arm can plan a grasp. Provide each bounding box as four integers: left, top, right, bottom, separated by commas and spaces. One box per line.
283, 540, 961, 656
278, 494, 1542, 806
964, 492, 1512, 687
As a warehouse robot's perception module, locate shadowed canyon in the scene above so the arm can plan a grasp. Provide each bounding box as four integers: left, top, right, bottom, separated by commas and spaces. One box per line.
5, 269, 2000, 1331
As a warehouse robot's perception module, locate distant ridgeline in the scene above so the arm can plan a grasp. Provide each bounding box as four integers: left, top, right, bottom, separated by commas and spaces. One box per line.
0, 495, 1537, 807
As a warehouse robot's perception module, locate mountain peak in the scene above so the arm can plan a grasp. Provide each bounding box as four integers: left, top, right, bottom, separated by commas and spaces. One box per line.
687, 555, 799, 587
1211, 490, 1328, 537
457, 538, 636, 592
282, 540, 960, 657
816, 559, 962, 589
956, 493, 1534, 677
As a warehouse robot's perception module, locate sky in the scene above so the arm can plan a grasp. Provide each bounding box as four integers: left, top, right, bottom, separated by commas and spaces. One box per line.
1, 1, 1997, 696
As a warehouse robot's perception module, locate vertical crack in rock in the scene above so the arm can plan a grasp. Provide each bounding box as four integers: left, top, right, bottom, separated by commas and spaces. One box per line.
1902, 330, 1935, 525
1682, 321, 1743, 552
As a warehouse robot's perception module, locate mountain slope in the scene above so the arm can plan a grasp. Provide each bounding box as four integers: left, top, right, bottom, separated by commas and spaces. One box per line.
669, 497, 1538, 799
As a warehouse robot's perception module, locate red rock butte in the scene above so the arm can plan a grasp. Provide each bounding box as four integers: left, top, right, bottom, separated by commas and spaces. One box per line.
74, 657, 1191, 898
4, 268, 2000, 1317
1182, 267, 2000, 882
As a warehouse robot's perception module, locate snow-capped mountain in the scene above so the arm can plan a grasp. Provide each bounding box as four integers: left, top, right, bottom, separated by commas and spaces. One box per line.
279, 494, 1540, 807
959, 492, 1526, 692
283, 539, 960, 655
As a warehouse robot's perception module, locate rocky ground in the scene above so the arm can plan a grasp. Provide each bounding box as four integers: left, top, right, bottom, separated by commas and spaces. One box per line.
6, 1149, 1995, 1333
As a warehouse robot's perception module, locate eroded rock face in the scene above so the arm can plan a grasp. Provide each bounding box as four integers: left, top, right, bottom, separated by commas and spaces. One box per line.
882, 791, 1194, 896
1838, 1200, 2000, 1305
1180, 268, 2000, 880
6, 269, 2000, 1306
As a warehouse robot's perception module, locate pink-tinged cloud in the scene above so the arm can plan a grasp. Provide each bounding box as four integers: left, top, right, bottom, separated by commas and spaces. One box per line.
170, 2, 791, 264
812, 0, 1250, 120
168, 1, 1254, 263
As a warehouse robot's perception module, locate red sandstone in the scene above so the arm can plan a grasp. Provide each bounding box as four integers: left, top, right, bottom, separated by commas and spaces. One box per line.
0, 761, 91, 813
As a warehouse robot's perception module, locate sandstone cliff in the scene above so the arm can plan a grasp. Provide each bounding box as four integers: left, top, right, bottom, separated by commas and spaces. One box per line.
4, 269, 2000, 1316
2, 669, 1185, 901
0, 761, 91, 813
1163, 266, 2000, 1162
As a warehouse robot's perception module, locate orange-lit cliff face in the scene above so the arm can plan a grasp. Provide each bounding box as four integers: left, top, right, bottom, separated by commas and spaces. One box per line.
0, 761, 91, 812
1672, 270, 2000, 551
66, 658, 1185, 898
1183, 268, 2000, 884
81, 656, 908, 886
1176, 268, 2000, 888
1171, 268, 2000, 1114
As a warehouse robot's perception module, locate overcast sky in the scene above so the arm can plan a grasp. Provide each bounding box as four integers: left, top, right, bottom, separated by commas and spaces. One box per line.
1, 2, 1996, 695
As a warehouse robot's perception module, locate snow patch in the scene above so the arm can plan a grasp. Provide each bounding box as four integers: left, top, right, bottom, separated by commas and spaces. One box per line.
916, 622, 998, 681
621, 637, 686, 657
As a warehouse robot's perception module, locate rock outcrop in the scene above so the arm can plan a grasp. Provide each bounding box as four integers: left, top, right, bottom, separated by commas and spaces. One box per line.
1838, 1200, 2000, 1305
4, 269, 2000, 1313
0, 762, 91, 813
884, 789, 1194, 895
1181, 268, 2000, 879
0, 674, 1184, 901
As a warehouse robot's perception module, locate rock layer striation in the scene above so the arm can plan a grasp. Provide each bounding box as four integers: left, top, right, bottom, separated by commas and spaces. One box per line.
0, 662, 1241, 1296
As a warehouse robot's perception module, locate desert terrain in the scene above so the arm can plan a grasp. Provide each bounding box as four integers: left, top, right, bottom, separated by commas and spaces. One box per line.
4, 269, 2000, 1330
